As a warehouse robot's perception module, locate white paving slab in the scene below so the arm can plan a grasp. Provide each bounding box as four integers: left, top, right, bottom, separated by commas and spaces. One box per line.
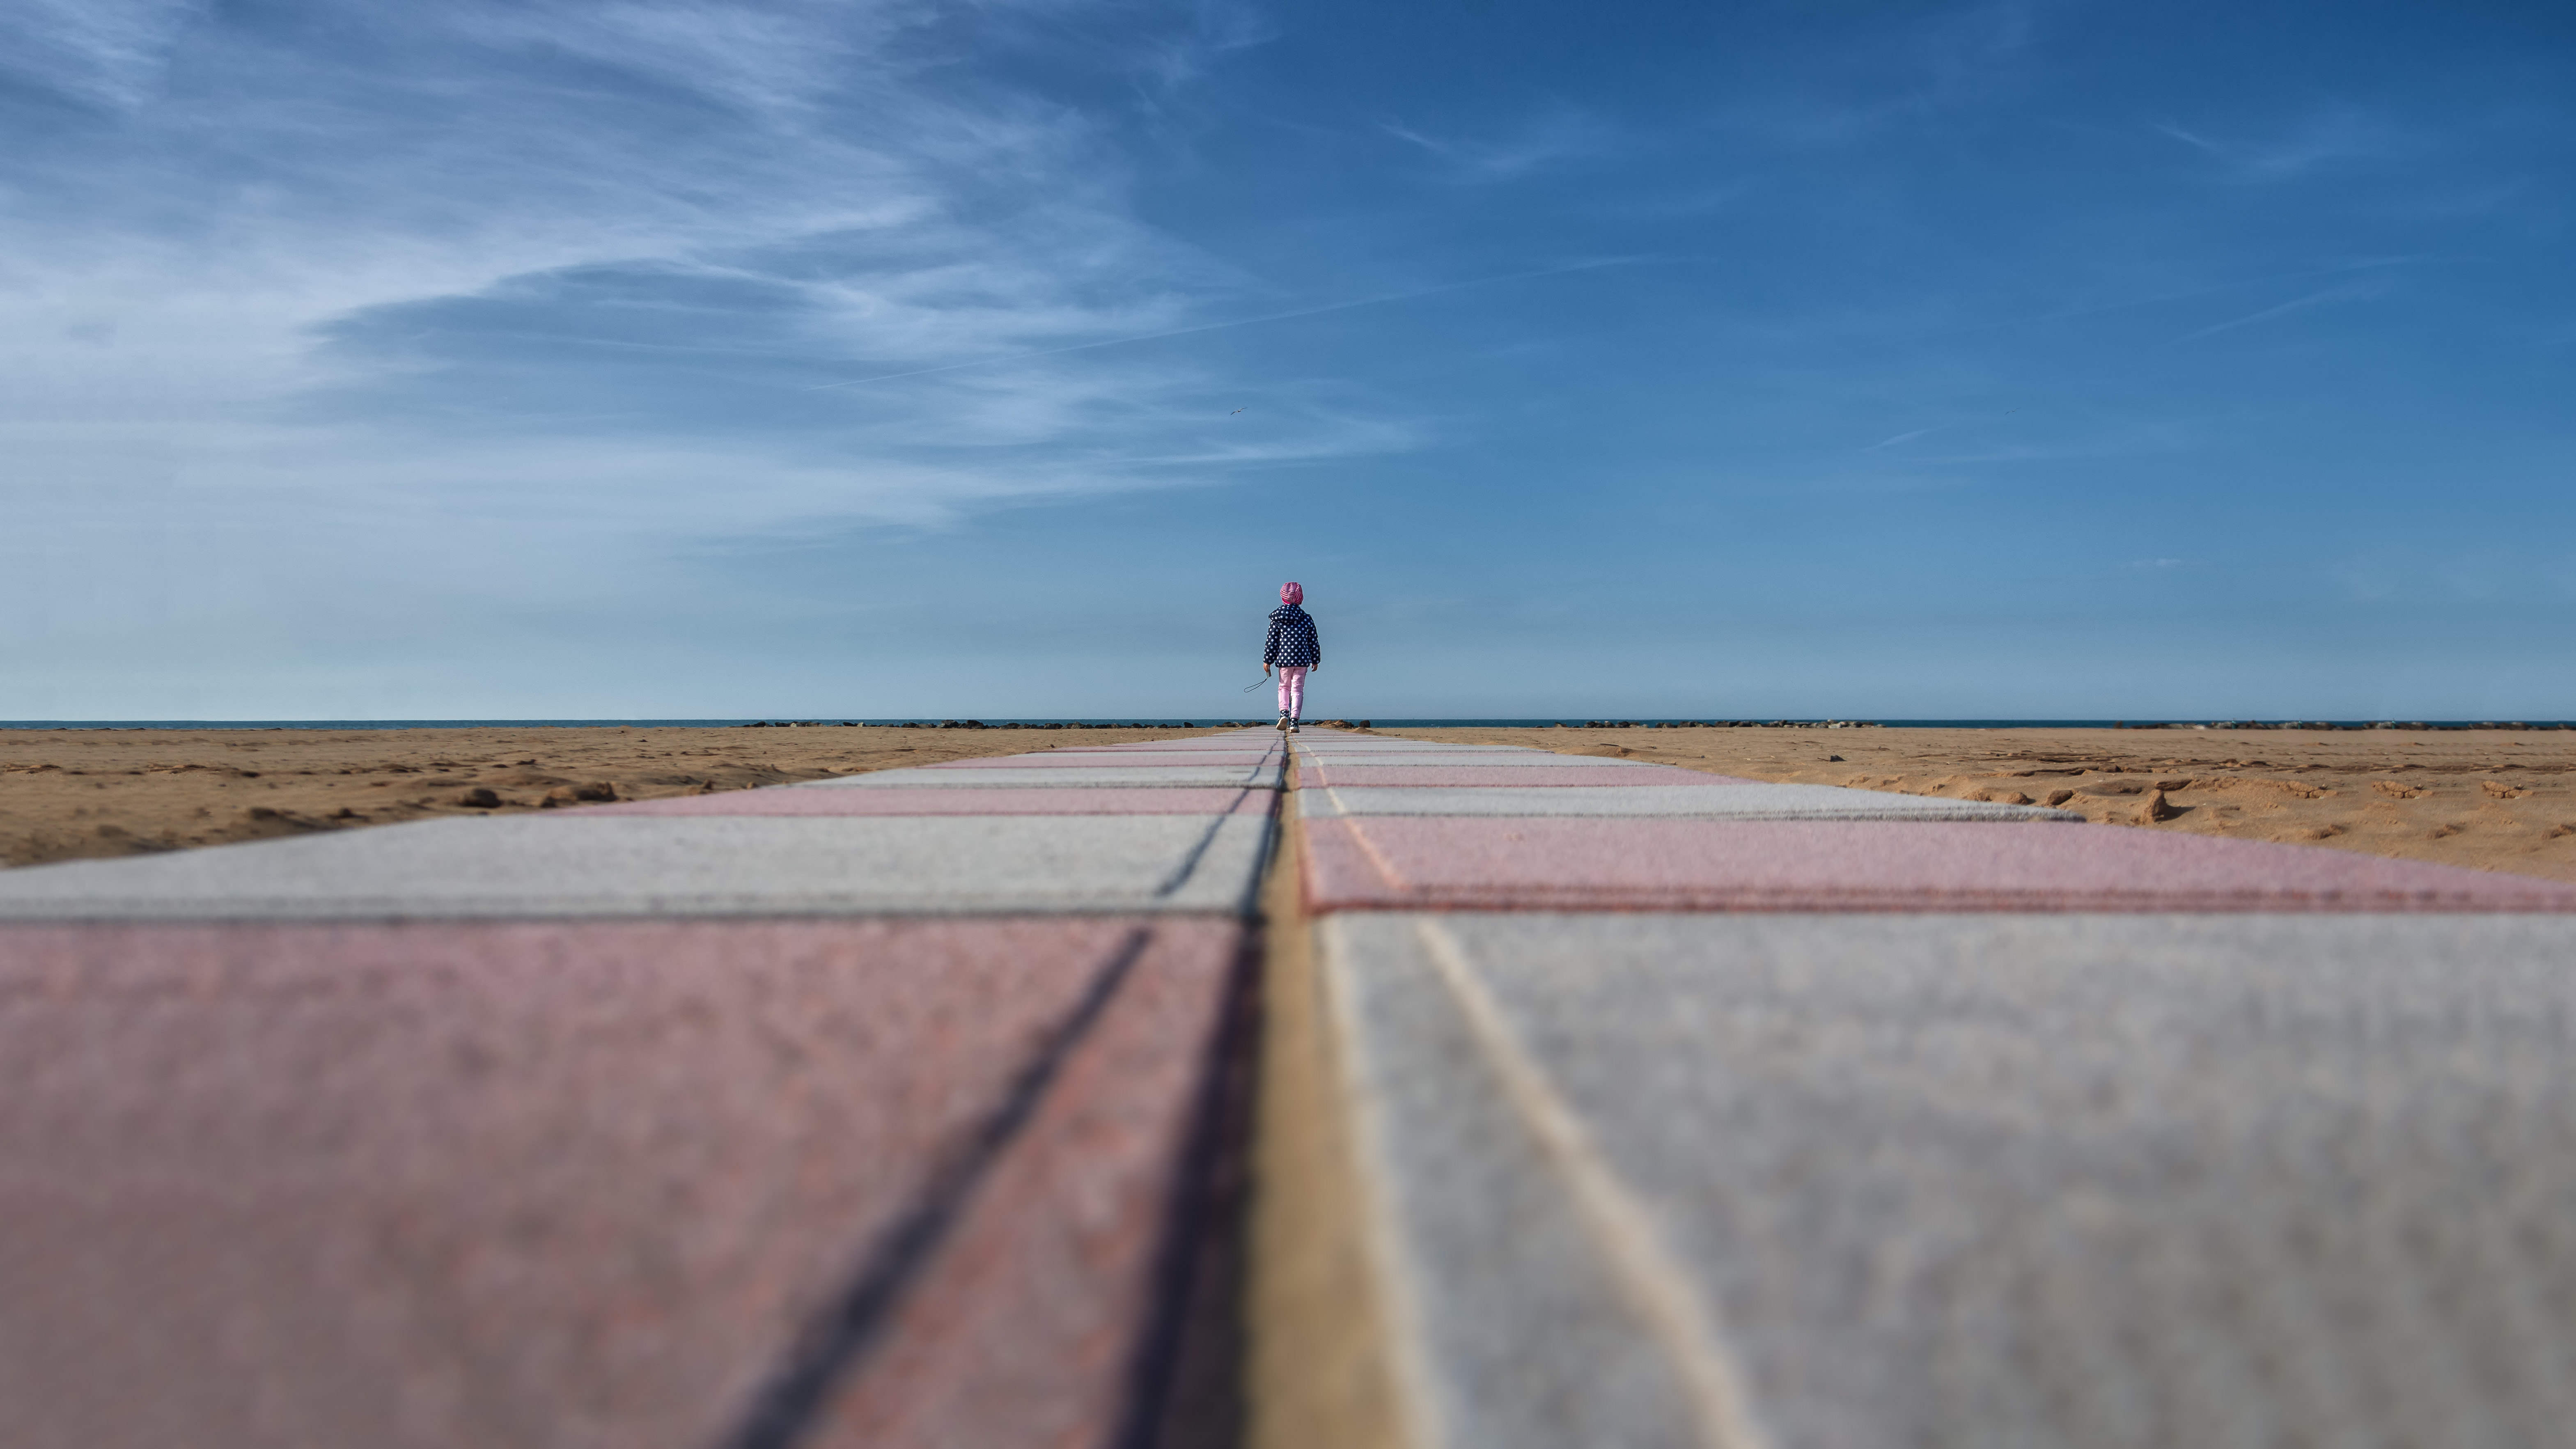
1293, 742, 1521, 751
0, 814, 1273, 920
1296, 784, 2081, 821
805, 763, 1285, 789
1291, 753, 1679, 769
1023, 749, 1280, 759
916, 760, 1280, 773
1320, 910, 2576, 1449
1291, 744, 1492, 754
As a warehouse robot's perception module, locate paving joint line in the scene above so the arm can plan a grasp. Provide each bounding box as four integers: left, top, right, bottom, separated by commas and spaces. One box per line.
1251, 741, 1431, 1449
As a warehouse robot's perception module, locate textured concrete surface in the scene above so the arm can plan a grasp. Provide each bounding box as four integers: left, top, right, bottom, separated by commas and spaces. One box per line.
1290, 753, 1687, 768
1302, 816, 2576, 913
1039, 741, 1280, 750
920, 754, 1282, 769
0, 916, 1244, 1449
590, 786, 1274, 818
1298, 764, 1745, 789
1297, 784, 2080, 822
805, 919, 1249, 1449
43, 722, 2565, 1449
1288, 741, 1504, 757
1057, 736, 1282, 751
814, 764, 1286, 789
0, 813, 1275, 920
1298, 746, 1514, 761
1275, 727, 2576, 1448
1319, 910, 2576, 1449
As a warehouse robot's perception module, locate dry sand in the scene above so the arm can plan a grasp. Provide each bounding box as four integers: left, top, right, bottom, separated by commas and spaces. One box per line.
1385, 724, 2576, 884
0, 725, 1219, 868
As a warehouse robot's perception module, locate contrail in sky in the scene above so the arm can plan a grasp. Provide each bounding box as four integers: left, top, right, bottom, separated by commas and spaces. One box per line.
1859, 426, 1943, 452
800, 258, 1645, 391
2175, 285, 2366, 341
1917, 255, 2420, 343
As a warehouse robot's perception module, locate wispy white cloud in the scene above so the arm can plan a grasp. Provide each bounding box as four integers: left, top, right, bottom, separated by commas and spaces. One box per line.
1859, 425, 1944, 452
2176, 282, 2380, 341
803, 257, 1642, 389
0, 2, 1401, 580
1128, 0, 1278, 95
1704, 0, 2040, 148
473, 0, 891, 119
1381, 109, 1617, 182
0, 0, 206, 110
2155, 107, 2410, 181
0, 0, 1434, 712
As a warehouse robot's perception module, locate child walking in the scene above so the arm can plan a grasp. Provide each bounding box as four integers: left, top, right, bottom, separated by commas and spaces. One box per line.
1263, 581, 1321, 733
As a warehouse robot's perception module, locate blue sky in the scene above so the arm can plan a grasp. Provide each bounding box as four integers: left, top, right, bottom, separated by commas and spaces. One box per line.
5, 1, 2574, 720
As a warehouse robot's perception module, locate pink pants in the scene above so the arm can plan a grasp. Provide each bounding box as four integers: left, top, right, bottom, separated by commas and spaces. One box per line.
1275, 666, 1307, 719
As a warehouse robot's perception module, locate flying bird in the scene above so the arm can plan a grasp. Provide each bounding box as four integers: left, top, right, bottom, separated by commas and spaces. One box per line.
1231, 406, 1246, 414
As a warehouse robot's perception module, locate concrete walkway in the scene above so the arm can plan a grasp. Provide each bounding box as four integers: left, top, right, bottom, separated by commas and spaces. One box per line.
1277, 729, 2576, 1449
0, 732, 1283, 1449
6, 725, 2576, 1447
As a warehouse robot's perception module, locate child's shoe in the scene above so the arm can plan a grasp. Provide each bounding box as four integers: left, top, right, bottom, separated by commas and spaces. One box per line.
1275, 713, 1290, 731
1289, 720, 1301, 733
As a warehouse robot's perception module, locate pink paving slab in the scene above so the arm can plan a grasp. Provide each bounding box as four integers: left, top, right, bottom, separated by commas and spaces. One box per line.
1301, 817, 2576, 913
805, 916, 1248, 1449
0, 916, 1244, 1449
1298, 763, 1761, 788
922, 761, 1282, 772
581, 786, 1275, 817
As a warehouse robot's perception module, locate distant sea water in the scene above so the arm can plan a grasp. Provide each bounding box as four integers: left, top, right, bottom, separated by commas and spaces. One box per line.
5, 718, 2569, 731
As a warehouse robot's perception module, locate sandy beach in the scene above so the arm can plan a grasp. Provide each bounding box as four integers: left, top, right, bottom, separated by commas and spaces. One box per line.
0, 724, 1218, 867
1389, 724, 2576, 884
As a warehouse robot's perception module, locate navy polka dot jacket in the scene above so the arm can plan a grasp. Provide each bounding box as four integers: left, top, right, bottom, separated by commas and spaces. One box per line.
1264, 605, 1321, 668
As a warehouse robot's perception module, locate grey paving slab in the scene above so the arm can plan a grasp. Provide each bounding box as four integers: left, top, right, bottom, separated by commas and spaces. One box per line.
1291, 745, 1504, 755
1301, 763, 1746, 789
1288, 741, 1453, 757
1297, 784, 2081, 821
915, 758, 1280, 772
0, 814, 1272, 920
1289, 753, 1678, 768
1293, 741, 1522, 751
807, 763, 1283, 789
1025, 749, 1280, 759
1321, 910, 2576, 1449
1054, 738, 1277, 746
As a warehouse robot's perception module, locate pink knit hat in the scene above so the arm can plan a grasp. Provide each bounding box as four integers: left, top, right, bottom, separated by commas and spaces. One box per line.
1280, 581, 1303, 605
